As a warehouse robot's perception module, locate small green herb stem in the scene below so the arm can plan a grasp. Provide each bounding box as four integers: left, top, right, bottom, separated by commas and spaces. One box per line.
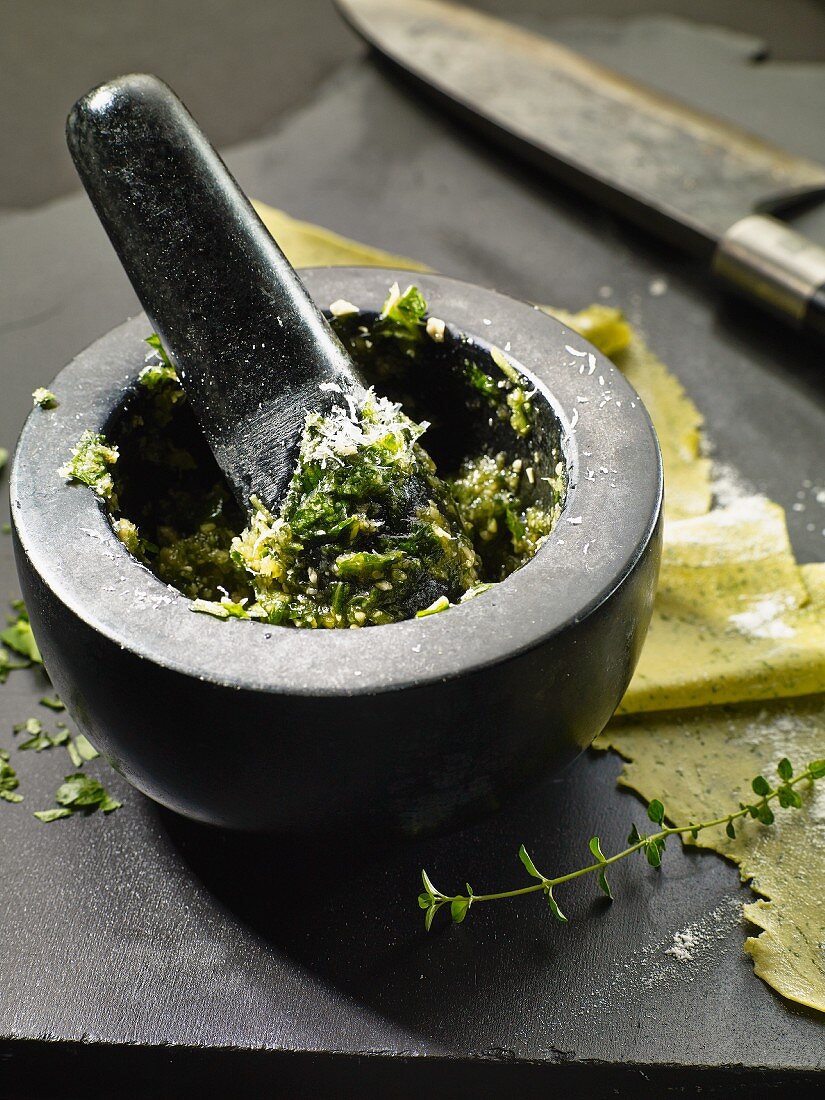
431, 763, 819, 912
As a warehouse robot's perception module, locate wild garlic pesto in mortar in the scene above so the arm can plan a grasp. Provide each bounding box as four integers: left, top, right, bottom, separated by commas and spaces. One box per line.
60, 284, 565, 627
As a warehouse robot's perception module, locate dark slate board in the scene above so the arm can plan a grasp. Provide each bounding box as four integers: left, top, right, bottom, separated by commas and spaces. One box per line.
1, 12, 824, 1099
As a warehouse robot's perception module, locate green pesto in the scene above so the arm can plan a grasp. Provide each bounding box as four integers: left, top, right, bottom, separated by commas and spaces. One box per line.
61, 286, 563, 628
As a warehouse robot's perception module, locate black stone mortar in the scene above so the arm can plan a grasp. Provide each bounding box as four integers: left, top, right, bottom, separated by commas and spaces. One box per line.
9, 268, 662, 835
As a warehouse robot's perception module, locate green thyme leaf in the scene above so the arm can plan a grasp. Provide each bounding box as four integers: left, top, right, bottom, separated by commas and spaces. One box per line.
589, 836, 607, 863
644, 837, 664, 868
809, 759, 825, 780
726, 820, 737, 839
450, 896, 470, 923
777, 757, 793, 782
546, 887, 568, 923
647, 799, 665, 825
518, 844, 543, 880
756, 803, 775, 826
597, 868, 613, 900
752, 775, 770, 796
421, 869, 440, 898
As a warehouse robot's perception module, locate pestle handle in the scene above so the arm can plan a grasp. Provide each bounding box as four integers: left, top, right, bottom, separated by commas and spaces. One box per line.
66, 74, 367, 511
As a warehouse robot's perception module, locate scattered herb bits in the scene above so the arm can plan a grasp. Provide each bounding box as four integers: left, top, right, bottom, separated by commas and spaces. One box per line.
34, 773, 121, 822
0, 750, 23, 803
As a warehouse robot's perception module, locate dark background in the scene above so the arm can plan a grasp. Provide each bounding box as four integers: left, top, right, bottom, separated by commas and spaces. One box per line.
4, 0, 825, 211
1, 2, 824, 1097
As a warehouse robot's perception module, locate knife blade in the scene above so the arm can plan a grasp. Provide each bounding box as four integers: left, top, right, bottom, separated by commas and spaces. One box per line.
336, 0, 825, 338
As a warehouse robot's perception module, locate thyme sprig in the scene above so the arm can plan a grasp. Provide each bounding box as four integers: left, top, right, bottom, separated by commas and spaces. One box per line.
419, 757, 825, 930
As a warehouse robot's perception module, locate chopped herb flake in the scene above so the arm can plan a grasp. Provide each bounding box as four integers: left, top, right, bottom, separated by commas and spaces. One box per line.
1, 607, 42, 664
32, 387, 59, 409
39, 696, 65, 711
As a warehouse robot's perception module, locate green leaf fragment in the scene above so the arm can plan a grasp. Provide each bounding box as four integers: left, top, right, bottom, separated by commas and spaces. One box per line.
752, 775, 771, 796
1, 617, 42, 663
808, 760, 825, 780
190, 596, 257, 620
377, 282, 427, 342
33, 808, 72, 822
0, 648, 28, 683
144, 333, 173, 367
32, 387, 58, 409
726, 820, 737, 839
74, 734, 99, 762
627, 823, 642, 846
777, 757, 793, 782
518, 844, 543, 880
39, 696, 65, 711
415, 595, 450, 618
597, 868, 613, 901
417, 892, 431, 910
66, 740, 82, 768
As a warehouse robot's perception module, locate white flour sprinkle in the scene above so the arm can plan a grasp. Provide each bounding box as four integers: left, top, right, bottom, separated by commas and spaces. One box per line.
662, 898, 742, 967
729, 595, 796, 639
710, 461, 758, 508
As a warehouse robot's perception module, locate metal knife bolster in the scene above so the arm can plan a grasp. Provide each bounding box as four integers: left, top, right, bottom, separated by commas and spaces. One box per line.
713, 214, 825, 335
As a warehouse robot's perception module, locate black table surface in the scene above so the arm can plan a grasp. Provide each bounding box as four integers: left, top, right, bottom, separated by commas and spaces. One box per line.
1, 4, 824, 1097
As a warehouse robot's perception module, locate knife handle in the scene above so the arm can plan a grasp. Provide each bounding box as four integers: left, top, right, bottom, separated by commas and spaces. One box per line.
713, 214, 825, 339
